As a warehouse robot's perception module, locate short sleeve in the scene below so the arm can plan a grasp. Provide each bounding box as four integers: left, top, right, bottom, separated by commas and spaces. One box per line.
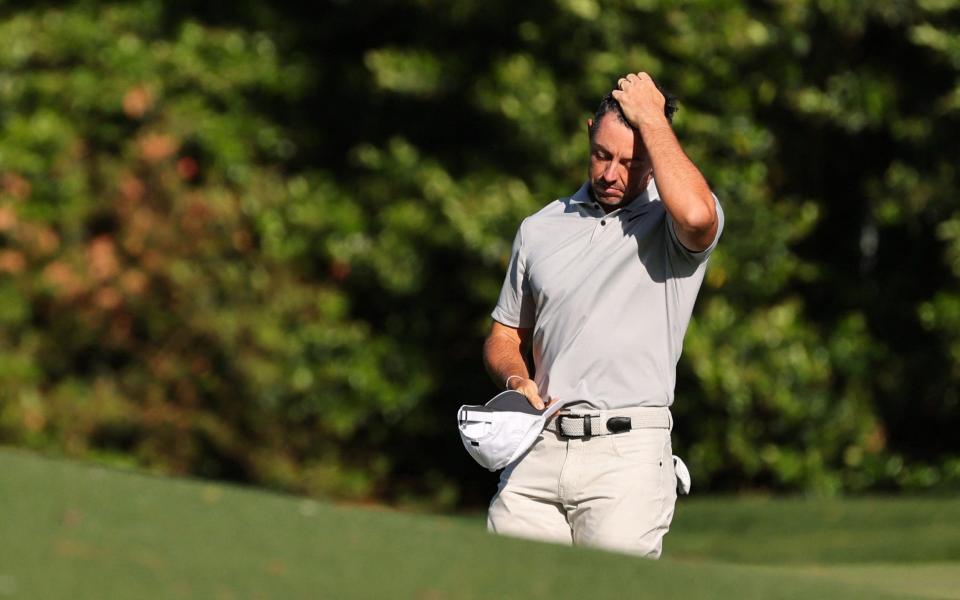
665, 194, 724, 262
491, 222, 536, 328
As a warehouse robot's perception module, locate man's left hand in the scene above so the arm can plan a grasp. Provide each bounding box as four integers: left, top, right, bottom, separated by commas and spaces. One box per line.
612, 72, 668, 130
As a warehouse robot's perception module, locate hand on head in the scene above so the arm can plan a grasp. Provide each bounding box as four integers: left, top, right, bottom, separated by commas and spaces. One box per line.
611, 72, 668, 130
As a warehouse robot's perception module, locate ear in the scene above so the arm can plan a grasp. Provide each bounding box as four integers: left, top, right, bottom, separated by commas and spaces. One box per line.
586, 118, 593, 131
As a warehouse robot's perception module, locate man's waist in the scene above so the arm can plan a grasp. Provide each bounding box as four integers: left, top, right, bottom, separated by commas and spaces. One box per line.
535, 375, 675, 412
545, 405, 672, 437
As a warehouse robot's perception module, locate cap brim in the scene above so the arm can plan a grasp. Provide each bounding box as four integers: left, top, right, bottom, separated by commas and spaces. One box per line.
485, 390, 544, 415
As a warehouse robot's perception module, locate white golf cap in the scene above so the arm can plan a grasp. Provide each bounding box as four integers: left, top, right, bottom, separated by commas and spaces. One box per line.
457, 391, 566, 471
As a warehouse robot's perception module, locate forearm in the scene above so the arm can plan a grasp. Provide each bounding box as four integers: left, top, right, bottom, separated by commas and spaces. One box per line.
483, 333, 529, 390
640, 123, 717, 238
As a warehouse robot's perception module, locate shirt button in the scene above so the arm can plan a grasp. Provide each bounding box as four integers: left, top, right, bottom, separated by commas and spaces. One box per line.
601, 220, 606, 226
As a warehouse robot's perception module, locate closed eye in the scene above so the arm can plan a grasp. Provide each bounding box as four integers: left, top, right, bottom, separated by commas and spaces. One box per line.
593, 149, 611, 160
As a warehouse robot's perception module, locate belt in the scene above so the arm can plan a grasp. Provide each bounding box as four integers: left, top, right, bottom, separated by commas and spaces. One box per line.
544, 406, 672, 438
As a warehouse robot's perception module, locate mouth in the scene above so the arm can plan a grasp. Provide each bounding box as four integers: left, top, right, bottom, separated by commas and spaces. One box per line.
594, 186, 623, 198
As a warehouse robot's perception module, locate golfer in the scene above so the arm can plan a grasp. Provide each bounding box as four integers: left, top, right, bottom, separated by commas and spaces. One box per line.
483, 72, 723, 557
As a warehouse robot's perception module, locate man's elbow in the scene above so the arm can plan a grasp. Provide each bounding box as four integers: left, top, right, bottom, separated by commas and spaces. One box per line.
484, 329, 515, 360
675, 205, 718, 252
675, 194, 716, 231
484, 323, 529, 356
482, 333, 498, 361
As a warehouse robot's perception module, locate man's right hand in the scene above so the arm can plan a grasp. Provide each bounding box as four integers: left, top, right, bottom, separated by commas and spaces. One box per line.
507, 376, 547, 411
484, 321, 551, 410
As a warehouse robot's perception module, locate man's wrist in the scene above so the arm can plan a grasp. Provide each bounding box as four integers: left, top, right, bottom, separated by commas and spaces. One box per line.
505, 375, 524, 390
637, 117, 672, 135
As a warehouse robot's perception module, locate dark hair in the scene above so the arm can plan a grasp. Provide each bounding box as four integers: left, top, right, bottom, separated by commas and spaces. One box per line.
589, 80, 678, 138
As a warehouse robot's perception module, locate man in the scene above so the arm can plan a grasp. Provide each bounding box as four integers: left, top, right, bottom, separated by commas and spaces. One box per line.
482, 72, 723, 558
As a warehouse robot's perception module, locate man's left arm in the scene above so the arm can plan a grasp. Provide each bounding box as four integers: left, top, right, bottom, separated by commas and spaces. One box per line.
613, 72, 718, 252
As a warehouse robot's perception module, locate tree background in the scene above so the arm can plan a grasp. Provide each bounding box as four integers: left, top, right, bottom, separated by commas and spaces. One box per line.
1, 0, 958, 508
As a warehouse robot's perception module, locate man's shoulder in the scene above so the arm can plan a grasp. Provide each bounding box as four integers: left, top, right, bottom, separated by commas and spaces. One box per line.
519, 183, 590, 229
525, 198, 569, 221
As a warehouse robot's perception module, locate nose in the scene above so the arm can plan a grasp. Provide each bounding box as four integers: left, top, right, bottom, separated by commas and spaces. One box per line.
601, 160, 619, 182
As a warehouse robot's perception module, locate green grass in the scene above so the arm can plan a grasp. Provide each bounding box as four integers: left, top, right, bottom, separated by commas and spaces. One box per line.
1, 448, 958, 599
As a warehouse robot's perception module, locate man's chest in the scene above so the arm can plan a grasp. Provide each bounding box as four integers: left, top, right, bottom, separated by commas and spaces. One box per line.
524, 208, 668, 311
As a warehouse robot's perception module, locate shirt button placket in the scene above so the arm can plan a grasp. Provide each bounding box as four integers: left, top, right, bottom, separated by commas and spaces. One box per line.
591, 213, 608, 242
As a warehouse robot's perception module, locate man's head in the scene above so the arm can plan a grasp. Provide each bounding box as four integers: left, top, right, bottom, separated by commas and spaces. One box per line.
586, 88, 677, 209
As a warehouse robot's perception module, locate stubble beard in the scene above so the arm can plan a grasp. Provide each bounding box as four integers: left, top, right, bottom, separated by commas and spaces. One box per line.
590, 180, 634, 211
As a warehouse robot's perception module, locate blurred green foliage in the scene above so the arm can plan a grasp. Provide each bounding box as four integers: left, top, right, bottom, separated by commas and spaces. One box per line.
0, 0, 959, 506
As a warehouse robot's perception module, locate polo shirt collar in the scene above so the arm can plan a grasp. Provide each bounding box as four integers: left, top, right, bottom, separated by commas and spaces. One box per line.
569, 182, 595, 205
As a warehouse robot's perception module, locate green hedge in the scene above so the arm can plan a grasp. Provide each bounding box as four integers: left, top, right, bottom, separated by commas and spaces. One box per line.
1, 0, 959, 506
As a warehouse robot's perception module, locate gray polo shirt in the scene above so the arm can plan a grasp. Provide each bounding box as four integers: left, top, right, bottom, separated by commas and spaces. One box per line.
491, 180, 723, 410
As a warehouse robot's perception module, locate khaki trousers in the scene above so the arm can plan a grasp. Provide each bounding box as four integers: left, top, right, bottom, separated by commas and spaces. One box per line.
487, 407, 677, 558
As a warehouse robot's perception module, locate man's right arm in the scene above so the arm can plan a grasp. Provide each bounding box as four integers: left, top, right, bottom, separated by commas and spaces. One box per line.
483, 320, 545, 410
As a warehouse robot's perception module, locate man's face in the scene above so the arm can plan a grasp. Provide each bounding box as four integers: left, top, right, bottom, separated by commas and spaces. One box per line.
587, 113, 652, 209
